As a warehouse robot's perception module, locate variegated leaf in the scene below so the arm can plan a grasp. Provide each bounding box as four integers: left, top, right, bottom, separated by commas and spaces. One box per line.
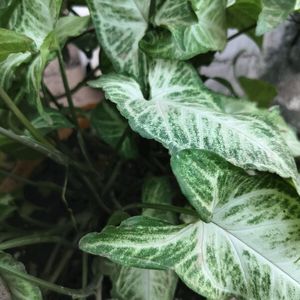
106, 177, 178, 300
80, 150, 300, 300
86, 0, 150, 86
141, 0, 227, 59
89, 59, 300, 191
91, 101, 138, 159
8, 0, 62, 49
0, 251, 42, 300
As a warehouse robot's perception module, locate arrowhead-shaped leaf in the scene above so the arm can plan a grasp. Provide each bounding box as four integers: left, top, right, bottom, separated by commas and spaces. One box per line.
80, 150, 300, 299
0, 251, 42, 300
86, 0, 150, 86
142, 0, 227, 59
90, 59, 300, 191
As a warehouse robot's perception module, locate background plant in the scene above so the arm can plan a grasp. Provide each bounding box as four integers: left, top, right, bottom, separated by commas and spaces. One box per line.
0, 0, 300, 299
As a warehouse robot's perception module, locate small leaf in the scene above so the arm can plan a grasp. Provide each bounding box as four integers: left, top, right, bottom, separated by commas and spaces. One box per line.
91, 101, 138, 159
90, 59, 300, 191
0, 252, 42, 300
80, 150, 300, 299
0, 29, 35, 62
239, 76, 277, 107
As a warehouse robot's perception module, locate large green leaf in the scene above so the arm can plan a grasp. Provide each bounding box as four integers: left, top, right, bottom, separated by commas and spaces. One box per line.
0, 252, 42, 300
90, 59, 300, 191
80, 150, 300, 299
91, 101, 138, 159
0, 29, 34, 62
0, 0, 19, 28
142, 0, 227, 59
86, 0, 150, 86
105, 177, 178, 300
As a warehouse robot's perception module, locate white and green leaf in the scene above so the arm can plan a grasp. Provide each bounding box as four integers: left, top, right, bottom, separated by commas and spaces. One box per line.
8, 0, 62, 48
141, 0, 227, 59
80, 150, 300, 300
90, 59, 300, 190
86, 0, 150, 86
91, 101, 138, 159
0, 252, 42, 300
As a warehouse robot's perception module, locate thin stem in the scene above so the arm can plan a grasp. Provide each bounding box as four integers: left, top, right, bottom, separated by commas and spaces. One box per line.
56, 48, 100, 177
227, 24, 257, 41
0, 127, 69, 167
122, 203, 199, 217
81, 253, 88, 300
0, 235, 61, 251
0, 87, 52, 148
0, 264, 95, 298
0, 169, 63, 192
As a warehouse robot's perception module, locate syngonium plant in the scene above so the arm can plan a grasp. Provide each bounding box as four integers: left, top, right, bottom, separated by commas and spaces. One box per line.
0, 0, 300, 299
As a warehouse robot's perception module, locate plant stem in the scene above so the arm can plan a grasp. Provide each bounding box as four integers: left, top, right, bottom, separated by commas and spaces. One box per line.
0, 127, 69, 166
81, 253, 88, 300
123, 203, 199, 217
56, 48, 100, 177
0, 235, 61, 251
227, 24, 257, 41
0, 264, 95, 298
0, 87, 52, 148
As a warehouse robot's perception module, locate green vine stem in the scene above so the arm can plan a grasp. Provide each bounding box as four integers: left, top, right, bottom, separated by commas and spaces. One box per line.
0, 87, 53, 148
0, 235, 61, 251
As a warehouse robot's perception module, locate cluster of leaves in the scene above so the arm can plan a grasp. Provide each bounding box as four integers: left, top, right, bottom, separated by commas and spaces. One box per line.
0, 0, 300, 299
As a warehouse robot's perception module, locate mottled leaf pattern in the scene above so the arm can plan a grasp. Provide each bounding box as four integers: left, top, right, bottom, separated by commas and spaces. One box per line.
142, 0, 227, 59
105, 177, 178, 300
8, 0, 61, 48
90, 59, 300, 190
86, 0, 150, 86
0, 252, 42, 300
91, 101, 138, 159
80, 150, 300, 299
